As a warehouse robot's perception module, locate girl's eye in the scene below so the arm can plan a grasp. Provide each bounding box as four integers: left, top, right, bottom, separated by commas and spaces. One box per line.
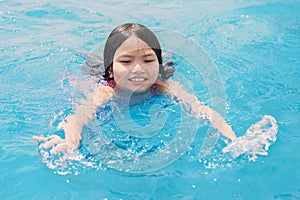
120, 60, 131, 64
144, 59, 154, 63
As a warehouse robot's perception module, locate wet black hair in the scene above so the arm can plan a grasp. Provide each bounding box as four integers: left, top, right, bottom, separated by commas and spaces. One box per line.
81, 23, 174, 81
103, 23, 174, 81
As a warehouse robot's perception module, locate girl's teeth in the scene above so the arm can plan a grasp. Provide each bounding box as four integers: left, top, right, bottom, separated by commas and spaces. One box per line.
131, 78, 146, 82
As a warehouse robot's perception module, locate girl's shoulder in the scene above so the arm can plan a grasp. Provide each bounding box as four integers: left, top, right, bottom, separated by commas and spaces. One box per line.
94, 80, 115, 107
157, 79, 180, 95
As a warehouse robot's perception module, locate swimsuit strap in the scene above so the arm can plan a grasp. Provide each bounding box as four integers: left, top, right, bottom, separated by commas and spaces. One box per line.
99, 79, 117, 89
150, 79, 160, 96
107, 80, 117, 89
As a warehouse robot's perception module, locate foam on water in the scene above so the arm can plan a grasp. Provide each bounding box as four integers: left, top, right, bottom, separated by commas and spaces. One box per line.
222, 115, 278, 160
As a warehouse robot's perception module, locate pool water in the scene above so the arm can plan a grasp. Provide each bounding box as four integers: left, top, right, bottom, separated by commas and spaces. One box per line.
1, 0, 299, 199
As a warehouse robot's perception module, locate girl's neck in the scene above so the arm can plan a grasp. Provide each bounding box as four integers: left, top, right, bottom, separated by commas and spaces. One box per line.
104, 79, 160, 105
116, 87, 154, 105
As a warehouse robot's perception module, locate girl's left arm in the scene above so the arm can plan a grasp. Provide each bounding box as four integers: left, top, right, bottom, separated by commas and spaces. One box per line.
159, 80, 237, 141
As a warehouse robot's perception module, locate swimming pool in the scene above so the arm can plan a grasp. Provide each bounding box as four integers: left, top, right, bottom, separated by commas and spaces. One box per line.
1, 0, 299, 199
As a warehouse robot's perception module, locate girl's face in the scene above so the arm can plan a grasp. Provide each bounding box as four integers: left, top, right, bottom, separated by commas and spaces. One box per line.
112, 35, 159, 93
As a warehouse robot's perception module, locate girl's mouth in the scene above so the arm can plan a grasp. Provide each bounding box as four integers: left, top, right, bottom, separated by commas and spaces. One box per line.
129, 77, 148, 82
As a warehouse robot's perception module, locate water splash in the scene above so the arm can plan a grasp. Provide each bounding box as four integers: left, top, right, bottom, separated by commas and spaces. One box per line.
222, 115, 278, 160
37, 141, 101, 175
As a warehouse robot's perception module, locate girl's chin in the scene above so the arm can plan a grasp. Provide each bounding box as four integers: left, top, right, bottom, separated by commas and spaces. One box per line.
119, 85, 152, 94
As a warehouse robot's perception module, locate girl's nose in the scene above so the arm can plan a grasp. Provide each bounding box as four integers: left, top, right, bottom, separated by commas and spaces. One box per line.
132, 63, 145, 73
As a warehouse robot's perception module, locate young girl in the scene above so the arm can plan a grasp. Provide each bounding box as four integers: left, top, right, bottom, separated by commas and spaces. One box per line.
33, 23, 277, 160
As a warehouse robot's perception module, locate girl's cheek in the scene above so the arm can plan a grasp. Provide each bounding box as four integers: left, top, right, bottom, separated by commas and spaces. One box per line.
113, 64, 129, 75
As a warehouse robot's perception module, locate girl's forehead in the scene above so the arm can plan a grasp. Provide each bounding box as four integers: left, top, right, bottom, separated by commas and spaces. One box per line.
114, 36, 154, 57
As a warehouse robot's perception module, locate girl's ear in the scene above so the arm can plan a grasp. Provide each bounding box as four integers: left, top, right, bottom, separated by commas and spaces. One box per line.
108, 65, 114, 79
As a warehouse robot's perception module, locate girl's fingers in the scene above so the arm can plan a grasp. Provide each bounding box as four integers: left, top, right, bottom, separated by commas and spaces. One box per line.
33, 136, 48, 141
50, 143, 68, 154
43, 135, 64, 148
57, 121, 65, 130
224, 139, 229, 145
34, 135, 77, 155
50, 142, 77, 154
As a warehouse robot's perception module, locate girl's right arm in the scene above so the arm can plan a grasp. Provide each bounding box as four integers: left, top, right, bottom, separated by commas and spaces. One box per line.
33, 84, 114, 154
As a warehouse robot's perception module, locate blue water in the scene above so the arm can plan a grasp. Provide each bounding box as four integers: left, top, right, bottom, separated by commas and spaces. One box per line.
1, 0, 299, 199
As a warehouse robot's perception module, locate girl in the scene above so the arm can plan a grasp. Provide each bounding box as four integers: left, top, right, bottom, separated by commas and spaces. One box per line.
33, 23, 275, 159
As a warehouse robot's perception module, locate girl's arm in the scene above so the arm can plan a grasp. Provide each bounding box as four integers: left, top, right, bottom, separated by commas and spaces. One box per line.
33, 84, 114, 154
159, 80, 237, 141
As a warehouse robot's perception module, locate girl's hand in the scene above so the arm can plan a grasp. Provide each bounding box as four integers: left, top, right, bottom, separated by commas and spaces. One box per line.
33, 135, 80, 154
33, 116, 82, 154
